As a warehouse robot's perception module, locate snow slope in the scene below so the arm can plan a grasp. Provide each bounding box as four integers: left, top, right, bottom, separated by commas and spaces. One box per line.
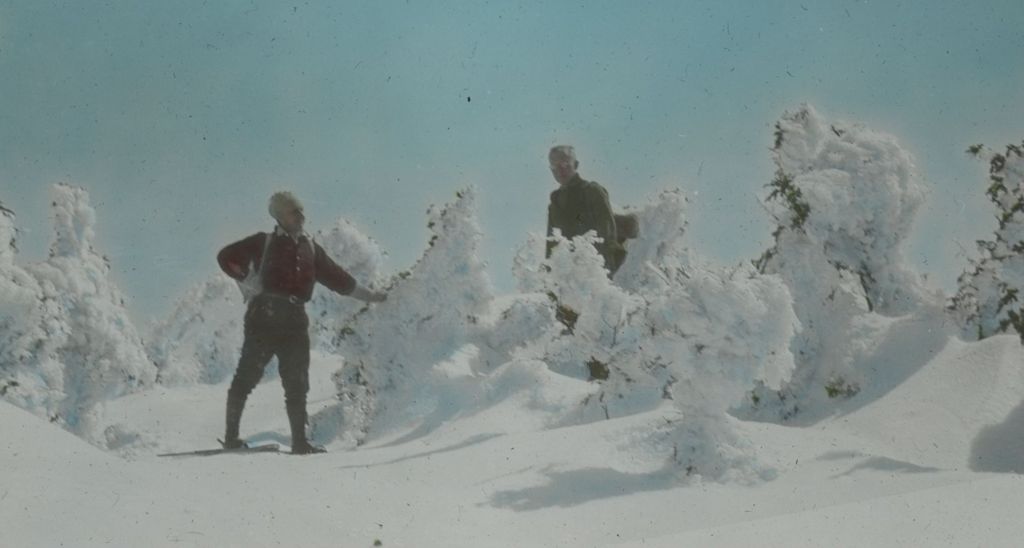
4, 329, 1024, 547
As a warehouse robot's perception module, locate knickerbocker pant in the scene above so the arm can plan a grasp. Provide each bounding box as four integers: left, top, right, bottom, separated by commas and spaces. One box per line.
225, 293, 310, 443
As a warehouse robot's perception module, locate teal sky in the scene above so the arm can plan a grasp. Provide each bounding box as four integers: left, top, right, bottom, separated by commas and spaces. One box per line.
2, 1, 1022, 321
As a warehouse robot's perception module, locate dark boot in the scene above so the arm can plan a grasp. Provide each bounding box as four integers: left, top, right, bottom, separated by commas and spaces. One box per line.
292, 440, 327, 455
224, 390, 247, 446
219, 437, 247, 450
287, 401, 325, 455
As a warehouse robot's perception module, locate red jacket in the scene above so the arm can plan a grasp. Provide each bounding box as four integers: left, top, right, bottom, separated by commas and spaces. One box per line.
217, 228, 356, 302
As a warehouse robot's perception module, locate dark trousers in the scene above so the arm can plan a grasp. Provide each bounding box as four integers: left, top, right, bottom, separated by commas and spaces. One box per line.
225, 294, 310, 444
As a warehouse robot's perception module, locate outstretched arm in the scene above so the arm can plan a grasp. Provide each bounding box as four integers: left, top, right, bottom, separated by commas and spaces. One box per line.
314, 243, 385, 302
313, 243, 357, 295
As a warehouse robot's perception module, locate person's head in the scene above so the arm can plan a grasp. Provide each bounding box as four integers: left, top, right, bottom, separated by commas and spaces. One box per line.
548, 145, 579, 185
268, 191, 305, 234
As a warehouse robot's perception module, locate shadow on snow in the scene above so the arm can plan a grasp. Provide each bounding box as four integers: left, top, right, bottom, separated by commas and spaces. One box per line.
336, 433, 504, 470
970, 398, 1024, 474
485, 466, 676, 511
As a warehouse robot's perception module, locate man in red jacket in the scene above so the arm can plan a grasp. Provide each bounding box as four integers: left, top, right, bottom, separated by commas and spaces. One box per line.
217, 191, 385, 454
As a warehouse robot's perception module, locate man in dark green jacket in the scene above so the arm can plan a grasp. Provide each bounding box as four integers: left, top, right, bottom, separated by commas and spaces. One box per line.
546, 145, 624, 274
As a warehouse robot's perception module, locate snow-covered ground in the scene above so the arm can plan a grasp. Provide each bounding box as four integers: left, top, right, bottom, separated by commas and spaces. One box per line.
4, 330, 1024, 547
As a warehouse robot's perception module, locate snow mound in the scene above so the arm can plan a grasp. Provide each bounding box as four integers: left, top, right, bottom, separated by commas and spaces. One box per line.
830, 332, 1024, 471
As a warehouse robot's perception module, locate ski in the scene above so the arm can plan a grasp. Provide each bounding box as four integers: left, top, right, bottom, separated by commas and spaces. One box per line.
157, 443, 280, 458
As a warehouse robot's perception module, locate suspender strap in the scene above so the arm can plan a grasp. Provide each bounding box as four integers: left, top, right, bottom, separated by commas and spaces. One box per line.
255, 230, 273, 293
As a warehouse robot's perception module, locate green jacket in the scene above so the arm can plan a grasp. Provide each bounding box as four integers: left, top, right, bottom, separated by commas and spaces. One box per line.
546, 174, 624, 273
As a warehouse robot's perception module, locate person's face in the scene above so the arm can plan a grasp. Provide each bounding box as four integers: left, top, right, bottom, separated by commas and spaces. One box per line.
279, 204, 305, 234
549, 153, 578, 185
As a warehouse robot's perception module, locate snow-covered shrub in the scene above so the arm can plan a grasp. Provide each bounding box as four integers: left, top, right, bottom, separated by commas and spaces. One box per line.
308, 218, 386, 352
748, 105, 934, 417
613, 188, 692, 293
1, 185, 156, 442
514, 190, 799, 480
760, 104, 930, 315
951, 141, 1024, 341
0, 200, 16, 263
473, 292, 559, 372
146, 275, 245, 385
312, 187, 495, 445
529, 231, 655, 420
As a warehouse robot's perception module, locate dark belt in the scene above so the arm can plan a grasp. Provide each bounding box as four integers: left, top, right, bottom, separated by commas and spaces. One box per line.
261, 292, 305, 306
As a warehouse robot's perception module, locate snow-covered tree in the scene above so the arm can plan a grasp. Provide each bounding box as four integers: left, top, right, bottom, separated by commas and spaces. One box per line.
146, 275, 245, 385
1, 185, 156, 442
613, 189, 692, 293
308, 218, 386, 352
654, 263, 796, 480
951, 141, 1024, 341
0, 200, 16, 262
758, 104, 930, 315
312, 187, 495, 445
0, 201, 66, 418
531, 231, 651, 410
511, 189, 799, 480
749, 105, 935, 417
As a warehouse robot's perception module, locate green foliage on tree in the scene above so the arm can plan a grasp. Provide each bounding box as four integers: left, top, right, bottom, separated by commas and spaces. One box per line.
951, 141, 1024, 342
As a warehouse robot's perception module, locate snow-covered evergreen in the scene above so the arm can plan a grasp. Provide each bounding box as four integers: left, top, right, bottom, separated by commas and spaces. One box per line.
308, 218, 387, 352
951, 141, 1024, 341
613, 189, 693, 293
509, 189, 798, 479
0, 185, 156, 443
760, 104, 931, 315
748, 105, 938, 419
312, 187, 495, 446
0, 201, 65, 420
146, 275, 245, 385
0, 200, 16, 262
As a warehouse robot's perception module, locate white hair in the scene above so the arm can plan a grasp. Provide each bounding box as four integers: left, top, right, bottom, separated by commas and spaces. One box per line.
548, 145, 577, 163
268, 191, 304, 221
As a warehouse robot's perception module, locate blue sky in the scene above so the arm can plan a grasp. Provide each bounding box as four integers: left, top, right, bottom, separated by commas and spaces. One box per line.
2, 1, 1022, 320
